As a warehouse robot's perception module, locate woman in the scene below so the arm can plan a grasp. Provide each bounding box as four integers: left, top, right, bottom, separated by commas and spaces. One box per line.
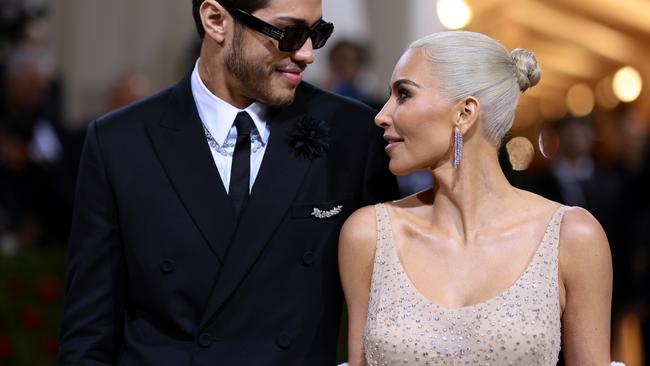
339, 31, 612, 365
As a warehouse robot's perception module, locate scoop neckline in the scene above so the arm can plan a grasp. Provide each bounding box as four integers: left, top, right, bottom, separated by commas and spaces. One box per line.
378, 203, 564, 311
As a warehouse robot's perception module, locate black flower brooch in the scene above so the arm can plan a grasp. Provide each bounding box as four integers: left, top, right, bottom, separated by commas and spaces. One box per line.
287, 116, 330, 160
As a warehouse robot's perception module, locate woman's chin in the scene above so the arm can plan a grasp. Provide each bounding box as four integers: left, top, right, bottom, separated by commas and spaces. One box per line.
389, 155, 438, 176
389, 164, 416, 177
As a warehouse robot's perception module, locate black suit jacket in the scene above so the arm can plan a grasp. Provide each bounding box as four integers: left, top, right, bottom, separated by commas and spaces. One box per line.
58, 75, 397, 365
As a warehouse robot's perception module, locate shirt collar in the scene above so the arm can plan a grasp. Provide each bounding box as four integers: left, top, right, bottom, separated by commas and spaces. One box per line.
190, 60, 270, 145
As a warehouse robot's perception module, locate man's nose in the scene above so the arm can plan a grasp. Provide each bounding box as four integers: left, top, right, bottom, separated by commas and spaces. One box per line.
292, 38, 315, 65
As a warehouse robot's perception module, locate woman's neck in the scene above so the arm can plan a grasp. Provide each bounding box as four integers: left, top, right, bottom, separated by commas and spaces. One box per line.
429, 139, 520, 244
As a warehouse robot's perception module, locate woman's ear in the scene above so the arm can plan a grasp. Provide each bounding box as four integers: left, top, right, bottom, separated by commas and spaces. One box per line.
200, 0, 230, 44
456, 96, 480, 133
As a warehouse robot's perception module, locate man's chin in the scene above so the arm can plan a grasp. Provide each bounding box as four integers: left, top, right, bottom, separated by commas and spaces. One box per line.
272, 98, 294, 108
262, 85, 297, 107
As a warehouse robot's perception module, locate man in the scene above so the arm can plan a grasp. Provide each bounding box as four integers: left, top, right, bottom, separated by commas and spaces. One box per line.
58, 0, 397, 365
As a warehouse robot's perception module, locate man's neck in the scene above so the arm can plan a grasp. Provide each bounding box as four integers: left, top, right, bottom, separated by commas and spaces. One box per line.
198, 53, 253, 109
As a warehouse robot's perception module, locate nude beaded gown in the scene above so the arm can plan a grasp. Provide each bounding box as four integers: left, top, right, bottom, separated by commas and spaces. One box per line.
363, 203, 566, 365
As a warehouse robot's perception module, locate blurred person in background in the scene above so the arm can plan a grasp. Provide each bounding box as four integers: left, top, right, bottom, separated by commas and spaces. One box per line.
324, 39, 375, 107
613, 106, 650, 362
1, 1, 55, 104
522, 114, 631, 365
1, 45, 62, 164
0, 0, 50, 47
0, 112, 56, 252
0, 43, 70, 251
536, 116, 603, 208
530, 116, 623, 306
0, 1, 73, 252
58, 0, 397, 365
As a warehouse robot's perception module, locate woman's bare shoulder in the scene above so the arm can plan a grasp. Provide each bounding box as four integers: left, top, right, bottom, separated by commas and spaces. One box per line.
339, 205, 379, 256
557, 206, 612, 298
559, 206, 610, 255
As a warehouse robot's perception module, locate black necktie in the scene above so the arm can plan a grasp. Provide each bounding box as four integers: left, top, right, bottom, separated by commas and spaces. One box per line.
229, 111, 255, 217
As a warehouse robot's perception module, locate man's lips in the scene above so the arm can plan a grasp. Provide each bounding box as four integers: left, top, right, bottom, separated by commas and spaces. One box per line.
384, 135, 404, 152
277, 68, 303, 85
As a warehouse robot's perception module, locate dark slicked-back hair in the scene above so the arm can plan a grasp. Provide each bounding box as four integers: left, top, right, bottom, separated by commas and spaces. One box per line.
192, 0, 270, 38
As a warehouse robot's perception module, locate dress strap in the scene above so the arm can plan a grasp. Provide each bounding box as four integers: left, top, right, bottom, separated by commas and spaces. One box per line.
545, 205, 569, 254
374, 203, 390, 251
528, 205, 569, 294
370, 203, 394, 284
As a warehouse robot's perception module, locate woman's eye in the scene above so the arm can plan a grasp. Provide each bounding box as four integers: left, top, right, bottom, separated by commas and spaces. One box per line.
396, 89, 411, 101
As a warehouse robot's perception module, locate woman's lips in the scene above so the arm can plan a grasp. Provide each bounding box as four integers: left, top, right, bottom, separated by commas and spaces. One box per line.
384, 136, 404, 152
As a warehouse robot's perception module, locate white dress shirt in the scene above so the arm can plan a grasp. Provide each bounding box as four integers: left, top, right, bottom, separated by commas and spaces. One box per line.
190, 61, 270, 193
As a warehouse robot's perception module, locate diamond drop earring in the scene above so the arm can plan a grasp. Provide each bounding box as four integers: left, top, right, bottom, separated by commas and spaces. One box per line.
453, 124, 463, 169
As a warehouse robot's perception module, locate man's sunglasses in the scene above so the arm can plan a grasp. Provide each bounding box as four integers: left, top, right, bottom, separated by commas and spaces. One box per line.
221, 2, 334, 52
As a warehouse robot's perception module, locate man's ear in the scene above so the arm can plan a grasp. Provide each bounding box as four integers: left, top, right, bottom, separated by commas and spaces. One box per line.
201, 0, 230, 43
456, 96, 480, 133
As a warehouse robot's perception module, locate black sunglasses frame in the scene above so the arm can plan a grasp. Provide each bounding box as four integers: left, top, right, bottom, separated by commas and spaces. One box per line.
221, 2, 334, 52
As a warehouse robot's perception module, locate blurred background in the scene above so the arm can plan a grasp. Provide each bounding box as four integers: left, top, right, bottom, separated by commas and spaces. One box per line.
0, 0, 648, 365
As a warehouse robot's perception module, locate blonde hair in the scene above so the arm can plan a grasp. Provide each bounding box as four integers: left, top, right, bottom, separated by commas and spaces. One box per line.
409, 31, 541, 145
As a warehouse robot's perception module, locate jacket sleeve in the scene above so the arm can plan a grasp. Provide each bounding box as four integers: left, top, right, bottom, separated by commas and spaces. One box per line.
58, 120, 125, 365
361, 124, 400, 205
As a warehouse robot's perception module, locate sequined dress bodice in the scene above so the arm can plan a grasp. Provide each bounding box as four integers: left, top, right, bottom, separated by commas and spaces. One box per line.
363, 204, 566, 366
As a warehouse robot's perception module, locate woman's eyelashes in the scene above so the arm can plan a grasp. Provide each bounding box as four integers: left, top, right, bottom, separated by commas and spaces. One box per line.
395, 87, 411, 102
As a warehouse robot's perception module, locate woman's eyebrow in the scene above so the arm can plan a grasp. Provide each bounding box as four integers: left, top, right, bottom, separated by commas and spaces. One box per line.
392, 79, 422, 89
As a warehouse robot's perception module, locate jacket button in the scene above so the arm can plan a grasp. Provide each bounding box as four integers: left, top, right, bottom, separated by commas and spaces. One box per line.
198, 333, 212, 347
160, 260, 175, 274
302, 251, 315, 266
276, 333, 291, 349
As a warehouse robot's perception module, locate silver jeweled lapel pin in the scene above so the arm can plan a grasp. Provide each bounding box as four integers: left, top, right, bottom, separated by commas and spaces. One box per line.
311, 205, 343, 219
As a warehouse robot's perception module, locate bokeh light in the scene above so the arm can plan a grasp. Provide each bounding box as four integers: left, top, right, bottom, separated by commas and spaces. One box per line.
595, 75, 620, 110
539, 100, 568, 121
613, 66, 643, 102
566, 83, 595, 117
538, 127, 560, 159
436, 0, 472, 30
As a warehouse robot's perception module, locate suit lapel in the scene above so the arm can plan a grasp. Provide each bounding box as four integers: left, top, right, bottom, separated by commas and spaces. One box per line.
200, 88, 313, 327
145, 76, 237, 262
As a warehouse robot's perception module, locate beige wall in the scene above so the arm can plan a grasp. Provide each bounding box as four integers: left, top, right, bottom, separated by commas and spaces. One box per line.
52, 0, 196, 127
364, 0, 412, 101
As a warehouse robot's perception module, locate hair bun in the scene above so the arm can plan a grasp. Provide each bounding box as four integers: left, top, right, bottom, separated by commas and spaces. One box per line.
511, 48, 541, 92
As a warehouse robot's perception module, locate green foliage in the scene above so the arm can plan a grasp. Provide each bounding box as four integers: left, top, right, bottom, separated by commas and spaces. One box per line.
0, 247, 66, 366
0, 247, 352, 364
